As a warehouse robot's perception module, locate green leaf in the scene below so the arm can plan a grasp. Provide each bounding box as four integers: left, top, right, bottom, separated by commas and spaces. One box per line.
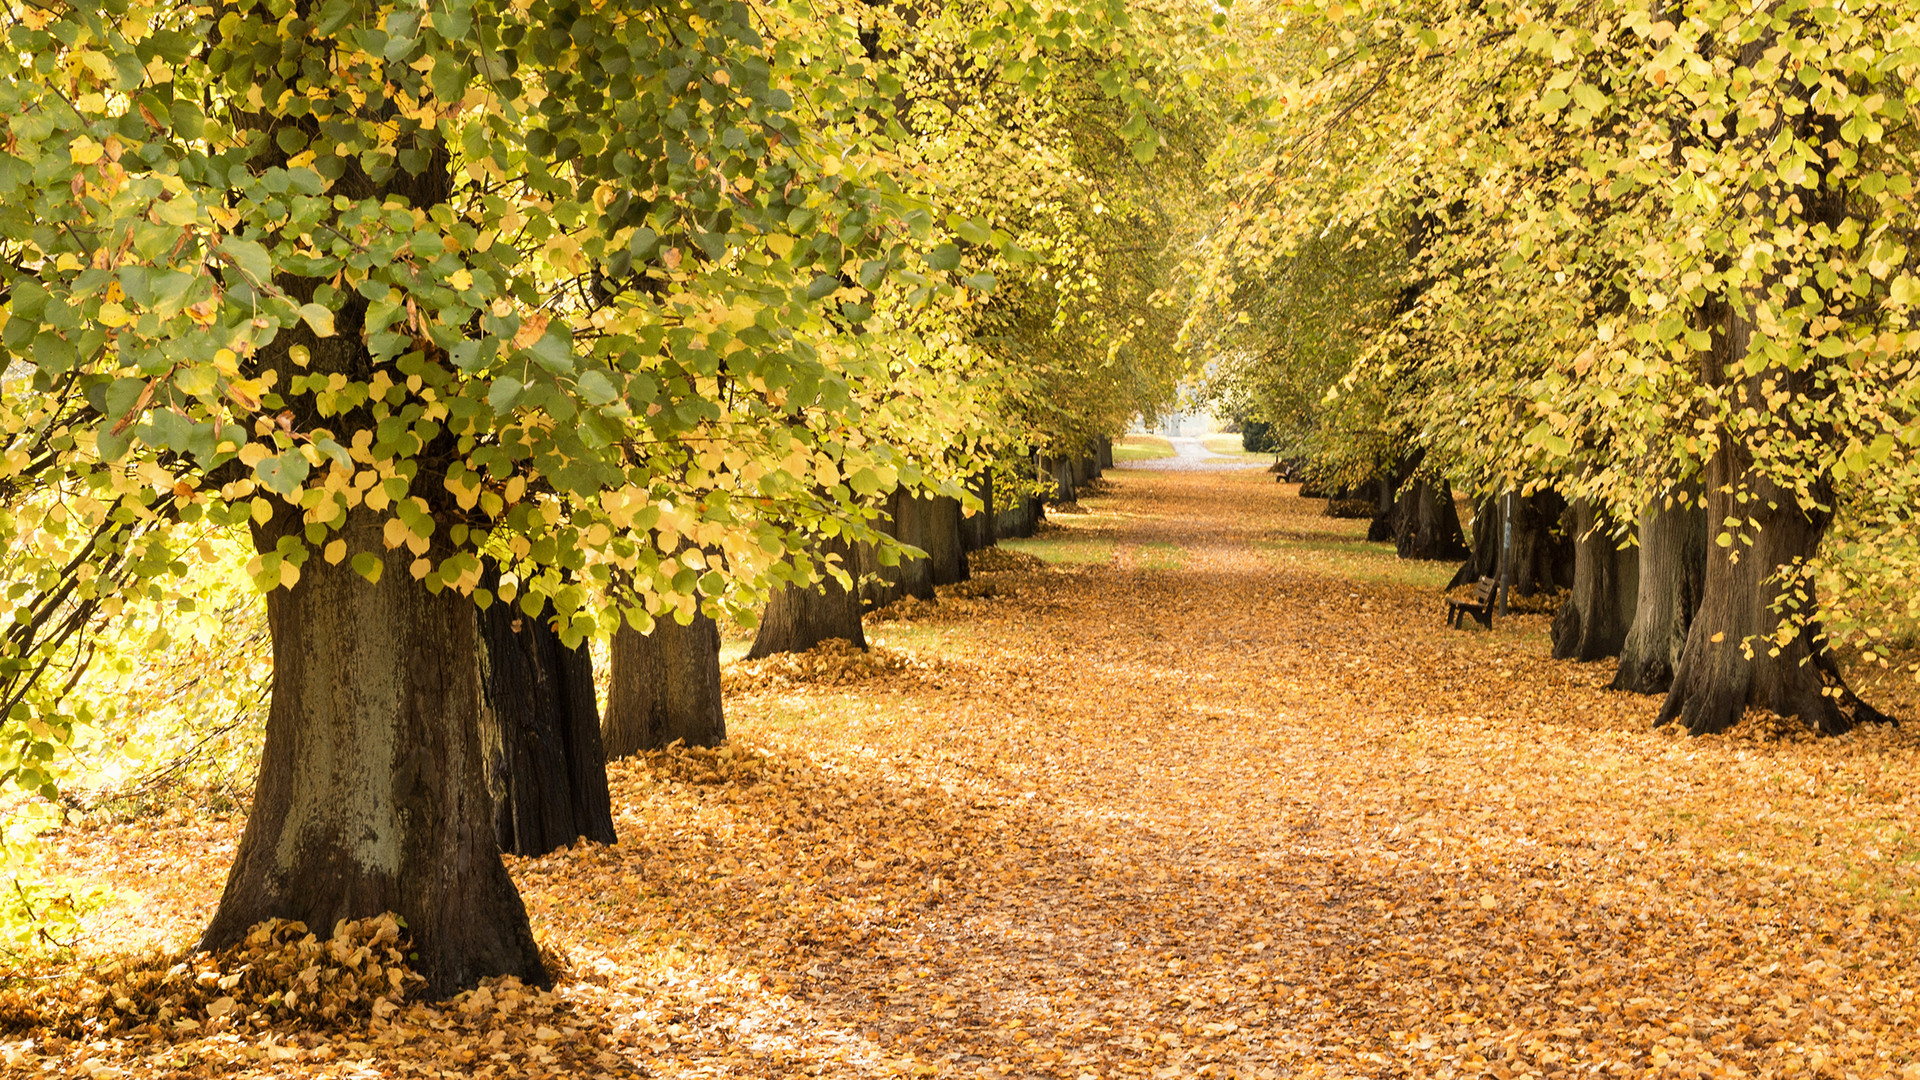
298, 303, 336, 337
576, 369, 618, 405
256, 453, 311, 495
351, 552, 384, 584
218, 237, 274, 285
487, 377, 524, 413
952, 218, 993, 246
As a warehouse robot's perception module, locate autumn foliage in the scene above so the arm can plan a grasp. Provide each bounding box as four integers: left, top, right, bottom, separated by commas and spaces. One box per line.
4, 467, 1919, 1077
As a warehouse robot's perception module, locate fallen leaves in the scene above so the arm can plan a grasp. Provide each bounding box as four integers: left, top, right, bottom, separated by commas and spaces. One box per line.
18, 466, 1920, 1077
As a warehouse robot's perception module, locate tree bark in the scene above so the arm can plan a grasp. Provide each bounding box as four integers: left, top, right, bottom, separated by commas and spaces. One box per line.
476, 581, 616, 858
1550, 500, 1640, 662
749, 535, 867, 658
1364, 474, 1397, 540
1044, 456, 1077, 504
603, 611, 726, 756
994, 492, 1041, 539
1611, 490, 1706, 694
1391, 478, 1471, 561
860, 489, 932, 609
1097, 436, 1114, 470
960, 471, 995, 553
202, 511, 546, 995
1656, 305, 1888, 734
913, 494, 969, 586
1451, 491, 1572, 593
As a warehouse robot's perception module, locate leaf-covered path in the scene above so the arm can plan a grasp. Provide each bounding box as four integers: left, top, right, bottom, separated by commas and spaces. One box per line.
27, 466, 1920, 1078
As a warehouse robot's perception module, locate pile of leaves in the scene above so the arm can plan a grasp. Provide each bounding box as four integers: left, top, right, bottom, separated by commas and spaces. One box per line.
627, 742, 773, 788
5, 914, 421, 1038
722, 640, 935, 691
964, 547, 1045, 573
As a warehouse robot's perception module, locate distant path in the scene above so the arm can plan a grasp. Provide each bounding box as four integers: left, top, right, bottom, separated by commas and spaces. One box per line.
1123, 435, 1264, 471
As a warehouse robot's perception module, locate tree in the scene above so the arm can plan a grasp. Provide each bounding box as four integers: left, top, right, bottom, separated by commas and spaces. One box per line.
1612, 489, 1706, 695
1550, 501, 1638, 663
748, 534, 868, 658
603, 609, 725, 755
477, 566, 615, 856
0, 0, 1073, 993
1197, 0, 1920, 733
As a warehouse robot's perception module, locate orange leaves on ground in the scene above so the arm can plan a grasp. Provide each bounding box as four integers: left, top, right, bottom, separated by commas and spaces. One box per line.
18, 466, 1920, 1078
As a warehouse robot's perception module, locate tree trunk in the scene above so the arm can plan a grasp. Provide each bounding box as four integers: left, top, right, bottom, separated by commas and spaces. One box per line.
994, 492, 1040, 539
202, 511, 546, 996
1097, 436, 1114, 470
914, 494, 969, 586
1448, 495, 1503, 588
1611, 490, 1706, 694
1391, 478, 1471, 561
961, 471, 995, 553
749, 535, 867, 658
476, 580, 616, 857
861, 489, 934, 609
1045, 456, 1077, 504
1452, 491, 1572, 593
1071, 454, 1091, 488
1365, 474, 1397, 540
603, 611, 726, 756
1656, 303, 1886, 735
1549, 500, 1640, 662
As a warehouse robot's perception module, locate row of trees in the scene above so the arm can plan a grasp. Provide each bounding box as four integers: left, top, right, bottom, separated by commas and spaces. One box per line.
1198, 0, 1920, 736
0, 0, 1211, 991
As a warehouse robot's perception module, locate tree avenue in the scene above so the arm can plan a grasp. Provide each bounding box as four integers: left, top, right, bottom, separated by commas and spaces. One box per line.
1201, 0, 1920, 735
0, 0, 1218, 992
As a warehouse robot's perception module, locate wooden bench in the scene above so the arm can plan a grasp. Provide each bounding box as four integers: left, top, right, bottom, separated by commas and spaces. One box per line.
1446, 577, 1498, 629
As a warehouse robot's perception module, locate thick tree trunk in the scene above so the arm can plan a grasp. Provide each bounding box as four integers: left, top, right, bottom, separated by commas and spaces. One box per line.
1391, 478, 1471, 561
1361, 473, 1397, 540
1044, 456, 1077, 504
202, 512, 546, 996
1097, 436, 1114, 470
914, 494, 969, 586
749, 535, 867, 658
1611, 490, 1706, 694
960, 471, 995, 553
860, 489, 933, 609
1655, 451, 1866, 734
1071, 454, 1091, 489
476, 582, 616, 857
1656, 305, 1887, 735
1550, 501, 1640, 662
1509, 491, 1573, 596
1451, 491, 1573, 593
603, 611, 726, 756
994, 492, 1041, 539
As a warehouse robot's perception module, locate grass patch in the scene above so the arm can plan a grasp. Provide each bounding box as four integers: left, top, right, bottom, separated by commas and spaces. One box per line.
1136, 542, 1185, 571
1255, 535, 1457, 588
1113, 435, 1175, 461
1002, 536, 1117, 565
1200, 433, 1263, 457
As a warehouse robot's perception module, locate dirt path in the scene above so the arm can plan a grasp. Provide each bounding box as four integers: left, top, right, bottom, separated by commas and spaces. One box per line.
29, 467, 1920, 1078
1123, 436, 1254, 472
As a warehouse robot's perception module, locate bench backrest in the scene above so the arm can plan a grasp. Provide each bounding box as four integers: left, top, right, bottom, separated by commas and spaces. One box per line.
1473, 577, 1498, 603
